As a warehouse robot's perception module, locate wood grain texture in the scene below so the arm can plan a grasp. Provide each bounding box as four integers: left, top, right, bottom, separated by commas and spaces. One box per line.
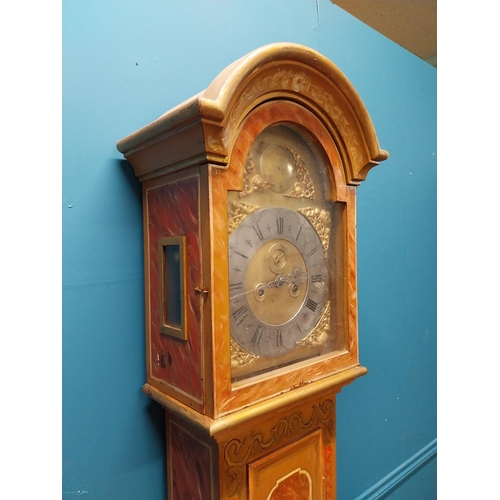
168, 419, 216, 499
345, 187, 359, 362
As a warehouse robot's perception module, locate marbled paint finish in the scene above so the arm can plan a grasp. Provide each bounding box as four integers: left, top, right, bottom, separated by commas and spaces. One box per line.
169, 420, 213, 499
269, 470, 311, 500
323, 444, 335, 500
147, 174, 203, 402
345, 186, 359, 366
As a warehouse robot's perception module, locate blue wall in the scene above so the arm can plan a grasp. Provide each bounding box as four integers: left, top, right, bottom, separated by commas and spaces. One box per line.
62, 1, 436, 498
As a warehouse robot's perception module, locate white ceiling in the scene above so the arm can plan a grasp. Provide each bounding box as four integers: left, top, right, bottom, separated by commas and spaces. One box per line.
332, 0, 437, 67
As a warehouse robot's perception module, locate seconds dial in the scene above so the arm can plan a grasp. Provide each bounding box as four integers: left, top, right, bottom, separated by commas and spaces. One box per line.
228, 207, 329, 357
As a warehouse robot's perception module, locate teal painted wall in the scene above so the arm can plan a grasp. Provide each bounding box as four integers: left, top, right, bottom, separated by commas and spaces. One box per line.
62, 1, 436, 499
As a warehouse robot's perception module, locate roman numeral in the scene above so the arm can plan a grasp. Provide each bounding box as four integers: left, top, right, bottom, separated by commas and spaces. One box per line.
234, 250, 248, 260
276, 217, 284, 234
306, 298, 318, 312
311, 275, 322, 283
253, 224, 264, 241
295, 226, 303, 241
252, 325, 264, 345
307, 246, 318, 258
232, 305, 248, 326
229, 282, 243, 292
276, 330, 283, 347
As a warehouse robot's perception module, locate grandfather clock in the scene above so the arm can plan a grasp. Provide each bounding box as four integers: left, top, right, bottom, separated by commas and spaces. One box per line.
117, 43, 388, 499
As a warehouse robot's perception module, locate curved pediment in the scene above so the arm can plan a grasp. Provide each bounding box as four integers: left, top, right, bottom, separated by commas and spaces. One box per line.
117, 43, 388, 183
200, 43, 388, 184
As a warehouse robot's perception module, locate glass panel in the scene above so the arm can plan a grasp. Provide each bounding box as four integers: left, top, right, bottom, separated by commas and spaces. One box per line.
228, 123, 346, 383
159, 236, 186, 340
164, 244, 181, 328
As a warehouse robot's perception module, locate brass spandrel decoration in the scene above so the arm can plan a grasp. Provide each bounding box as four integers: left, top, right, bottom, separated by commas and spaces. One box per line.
239, 154, 273, 198
231, 301, 331, 369
297, 207, 331, 252
228, 200, 260, 237
296, 301, 330, 348
283, 146, 315, 200
230, 338, 258, 369
241, 144, 316, 201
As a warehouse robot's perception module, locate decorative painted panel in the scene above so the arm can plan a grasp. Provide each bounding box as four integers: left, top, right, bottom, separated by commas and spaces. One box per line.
146, 174, 203, 402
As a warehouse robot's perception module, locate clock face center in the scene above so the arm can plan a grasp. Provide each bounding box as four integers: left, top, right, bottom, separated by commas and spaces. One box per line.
267, 242, 288, 273
245, 239, 308, 326
228, 206, 330, 358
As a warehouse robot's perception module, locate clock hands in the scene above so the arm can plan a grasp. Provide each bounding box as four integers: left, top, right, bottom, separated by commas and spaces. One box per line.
267, 267, 306, 289
228, 206, 330, 357
230, 267, 307, 300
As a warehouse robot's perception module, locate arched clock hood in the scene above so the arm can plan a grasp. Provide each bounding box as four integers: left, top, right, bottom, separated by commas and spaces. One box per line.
117, 42, 388, 184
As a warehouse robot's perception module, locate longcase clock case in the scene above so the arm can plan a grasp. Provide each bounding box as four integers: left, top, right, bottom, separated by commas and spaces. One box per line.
117, 43, 388, 500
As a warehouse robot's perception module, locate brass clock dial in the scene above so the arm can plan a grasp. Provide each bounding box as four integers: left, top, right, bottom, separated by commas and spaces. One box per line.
227, 120, 345, 382
229, 207, 329, 357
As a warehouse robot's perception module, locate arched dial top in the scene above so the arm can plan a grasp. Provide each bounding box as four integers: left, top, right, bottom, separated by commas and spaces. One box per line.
229, 207, 329, 358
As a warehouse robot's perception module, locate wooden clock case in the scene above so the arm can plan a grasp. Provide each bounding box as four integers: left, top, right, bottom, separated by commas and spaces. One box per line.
117, 43, 388, 499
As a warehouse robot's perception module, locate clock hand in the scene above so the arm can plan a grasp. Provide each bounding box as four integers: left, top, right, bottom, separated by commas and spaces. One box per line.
230, 267, 307, 300
268, 267, 307, 288
273, 249, 286, 265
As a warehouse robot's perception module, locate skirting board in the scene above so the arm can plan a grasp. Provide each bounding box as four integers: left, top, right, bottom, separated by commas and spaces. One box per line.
354, 439, 437, 500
